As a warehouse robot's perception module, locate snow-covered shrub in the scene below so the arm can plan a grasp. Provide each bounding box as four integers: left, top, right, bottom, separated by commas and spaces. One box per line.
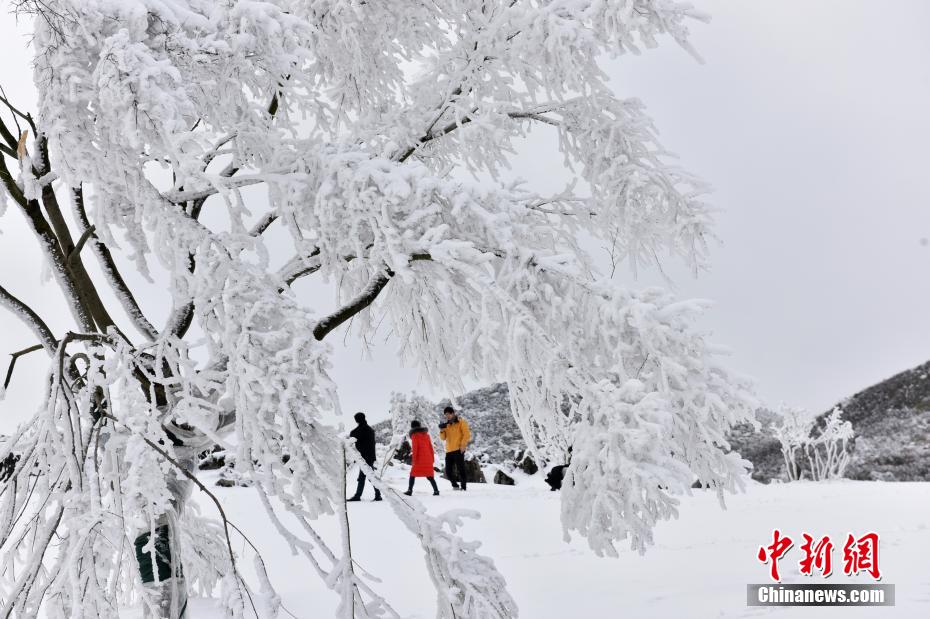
381, 392, 442, 474
773, 406, 854, 481
773, 406, 814, 481
806, 407, 854, 481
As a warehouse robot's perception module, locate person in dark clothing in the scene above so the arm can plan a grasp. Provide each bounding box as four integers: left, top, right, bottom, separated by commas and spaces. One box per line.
404, 420, 440, 496
439, 406, 471, 491
0, 452, 20, 483
545, 447, 572, 491
348, 412, 381, 501
545, 465, 567, 491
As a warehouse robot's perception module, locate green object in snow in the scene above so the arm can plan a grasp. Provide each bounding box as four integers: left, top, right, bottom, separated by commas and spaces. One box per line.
134, 524, 177, 583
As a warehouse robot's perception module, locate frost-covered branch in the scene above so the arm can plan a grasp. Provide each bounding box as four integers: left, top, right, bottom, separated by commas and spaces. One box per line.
72, 186, 159, 341
0, 283, 56, 352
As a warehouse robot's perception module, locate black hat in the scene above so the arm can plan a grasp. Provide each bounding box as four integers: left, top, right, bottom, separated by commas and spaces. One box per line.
354, 412, 366, 424
410, 419, 422, 429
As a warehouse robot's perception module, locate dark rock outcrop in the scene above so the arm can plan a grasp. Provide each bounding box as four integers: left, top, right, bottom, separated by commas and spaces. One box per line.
198, 448, 227, 471
443, 455, 486, 484
493, 469, 515, 485
517, 453, 538, 475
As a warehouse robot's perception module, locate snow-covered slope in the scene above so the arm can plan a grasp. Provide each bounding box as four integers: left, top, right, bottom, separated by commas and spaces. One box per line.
731, 360, 930, 482
173, 474, 930, 618
838, 359, 930, 480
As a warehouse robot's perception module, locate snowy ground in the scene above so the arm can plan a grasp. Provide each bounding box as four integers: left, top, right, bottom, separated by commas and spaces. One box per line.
178, 471, 929, 618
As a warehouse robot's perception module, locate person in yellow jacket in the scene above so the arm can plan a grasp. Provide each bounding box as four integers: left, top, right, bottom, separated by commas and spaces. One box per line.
439, 406, 471, 491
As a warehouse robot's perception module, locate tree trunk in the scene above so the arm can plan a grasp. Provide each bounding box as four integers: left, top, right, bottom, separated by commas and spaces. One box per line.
138, 447, 197, 618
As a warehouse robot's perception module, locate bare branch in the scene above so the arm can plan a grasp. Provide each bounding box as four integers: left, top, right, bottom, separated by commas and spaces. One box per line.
4, 344, 44, 390
0, 283, 57, 352
397, 108, 561, 163
67, 225, 95, 266
0, 87, 37, 135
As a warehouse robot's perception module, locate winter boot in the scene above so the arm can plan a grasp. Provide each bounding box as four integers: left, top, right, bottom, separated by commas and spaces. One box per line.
348, 476, 365, 501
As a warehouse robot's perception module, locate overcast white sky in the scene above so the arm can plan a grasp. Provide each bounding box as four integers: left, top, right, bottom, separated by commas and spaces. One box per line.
1, 1, 929, 429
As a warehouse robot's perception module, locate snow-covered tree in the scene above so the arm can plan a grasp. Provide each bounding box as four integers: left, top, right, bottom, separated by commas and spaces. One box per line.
806, 407, 853, 481
380, 392, 442, 475
773, 405, 814, 481
0, 1, 754, 616
773, 405, 853, 482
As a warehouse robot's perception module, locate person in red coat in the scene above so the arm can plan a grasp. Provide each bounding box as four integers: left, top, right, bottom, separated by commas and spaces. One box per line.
404, 420, 440, 496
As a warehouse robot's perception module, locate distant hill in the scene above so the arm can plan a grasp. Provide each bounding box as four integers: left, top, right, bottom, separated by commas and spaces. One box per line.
825, 360, 930, 480
374, 360, 930, 482
730, 360, 930, 482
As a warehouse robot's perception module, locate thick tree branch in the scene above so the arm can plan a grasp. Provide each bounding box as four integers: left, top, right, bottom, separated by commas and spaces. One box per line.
311, 254, 432, 341
0, 116, 18, 154
0, 153, 26, 206
0, 284, 57, 352
72, 187, 159, 341
313, 268, 394, 341
279, 248, 322, 288
39, 183, 118, 334
0, 150, 98, 332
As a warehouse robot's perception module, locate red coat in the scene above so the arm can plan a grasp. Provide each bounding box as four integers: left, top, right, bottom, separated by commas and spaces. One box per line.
409, 429, 435, 477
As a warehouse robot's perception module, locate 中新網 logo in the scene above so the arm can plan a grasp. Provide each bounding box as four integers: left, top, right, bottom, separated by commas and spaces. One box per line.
757, 530, 881, 582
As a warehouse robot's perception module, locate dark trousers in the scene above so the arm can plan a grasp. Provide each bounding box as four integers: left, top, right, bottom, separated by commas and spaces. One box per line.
445, 450, 467, 489
407, 476, 439, 493
352, 460, 381, 499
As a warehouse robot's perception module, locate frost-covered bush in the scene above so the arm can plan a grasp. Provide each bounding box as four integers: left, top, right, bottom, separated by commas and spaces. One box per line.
0, 1, 754, 616
773, 406, 854, 481
806, 407, 854, 481
773, 405, 814, 481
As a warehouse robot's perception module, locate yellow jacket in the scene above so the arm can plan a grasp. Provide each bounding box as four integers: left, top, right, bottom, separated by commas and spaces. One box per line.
439, 417, 471, 453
